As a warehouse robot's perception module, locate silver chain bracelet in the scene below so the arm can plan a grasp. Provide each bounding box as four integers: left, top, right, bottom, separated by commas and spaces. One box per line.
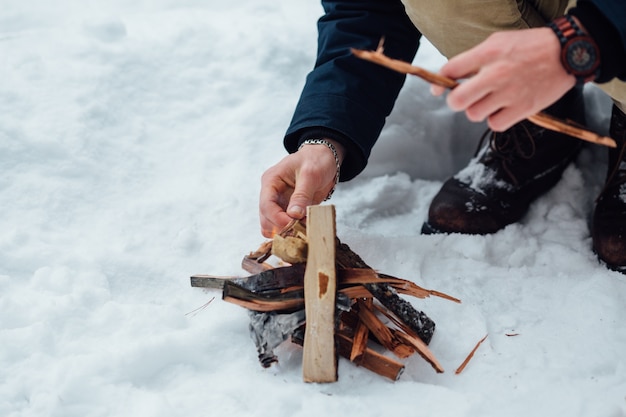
298, 138, 341, 201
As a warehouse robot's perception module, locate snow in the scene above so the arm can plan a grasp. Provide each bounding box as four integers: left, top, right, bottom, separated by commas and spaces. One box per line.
1, 1, 625, 416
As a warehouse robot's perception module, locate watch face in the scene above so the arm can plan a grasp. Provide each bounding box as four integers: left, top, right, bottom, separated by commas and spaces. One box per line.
564, 37, 600, 75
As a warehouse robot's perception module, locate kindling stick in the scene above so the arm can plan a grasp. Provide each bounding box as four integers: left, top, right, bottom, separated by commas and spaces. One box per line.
351, 44, 616, 148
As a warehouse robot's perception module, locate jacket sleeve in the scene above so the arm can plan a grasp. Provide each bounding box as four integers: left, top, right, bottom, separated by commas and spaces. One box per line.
570, 0, 626, 82
284, 0, 421, 181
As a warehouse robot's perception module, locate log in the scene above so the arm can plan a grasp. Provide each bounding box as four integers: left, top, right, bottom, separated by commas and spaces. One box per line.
302, 205, 338, 383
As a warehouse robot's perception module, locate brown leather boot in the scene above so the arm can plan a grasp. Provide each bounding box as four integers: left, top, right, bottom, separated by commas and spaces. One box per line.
422, 86, 586, 235
592, 104, 626, 273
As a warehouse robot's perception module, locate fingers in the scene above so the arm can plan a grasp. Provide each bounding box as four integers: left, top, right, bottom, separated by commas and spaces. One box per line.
286, 168, 322, 219
430, 43, 484, 102
259, 185, 293, 238
430, 29, 578, 132
440, 51, 496, 113
258, 148, 336, 238
485, 107, 525, 132
259, 164, 294, 238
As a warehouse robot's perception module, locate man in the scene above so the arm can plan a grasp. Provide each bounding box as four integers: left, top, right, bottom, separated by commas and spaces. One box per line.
259, 0, 626, 271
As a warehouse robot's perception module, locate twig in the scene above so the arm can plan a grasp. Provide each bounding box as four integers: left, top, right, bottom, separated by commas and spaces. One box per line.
351, 44, 616, 148
455, 334, 488, 374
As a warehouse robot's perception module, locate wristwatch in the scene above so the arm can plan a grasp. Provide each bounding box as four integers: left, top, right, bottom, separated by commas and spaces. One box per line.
548, 15, 600, 84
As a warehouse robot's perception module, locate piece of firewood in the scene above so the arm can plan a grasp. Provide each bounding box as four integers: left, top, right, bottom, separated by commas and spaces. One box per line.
356, 299, 415, 359
241, 256, 273, 274
190, 274, 240, 289
372, 303, 444, 373
190, 264, 306, 290
350, 298, 372, 361
339, 268, 461, 303
222, 282, 304, 312
336, 332, 405, 381
392, 330, 444, 373
302, 205, 338, 383
335, 242, 437, 344
351, 43, 616, 148
293, 329, 405, 381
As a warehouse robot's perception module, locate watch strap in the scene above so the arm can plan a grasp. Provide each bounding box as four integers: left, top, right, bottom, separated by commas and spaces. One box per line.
549, 15, 600, 84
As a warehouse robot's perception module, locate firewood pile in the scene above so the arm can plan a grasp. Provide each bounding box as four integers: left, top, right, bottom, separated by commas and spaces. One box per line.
191, 205, 461, 382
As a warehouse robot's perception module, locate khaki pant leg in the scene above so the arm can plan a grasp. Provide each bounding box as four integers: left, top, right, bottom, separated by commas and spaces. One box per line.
401, 0, 626, 111
598, 81, 626, 113
400, 0, 569, 58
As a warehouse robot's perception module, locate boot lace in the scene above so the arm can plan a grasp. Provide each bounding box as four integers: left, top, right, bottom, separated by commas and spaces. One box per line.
474, 122, 540, 186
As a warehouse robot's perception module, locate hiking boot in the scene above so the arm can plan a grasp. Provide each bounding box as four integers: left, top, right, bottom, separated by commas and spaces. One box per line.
422, 86, 586, 235
592, 104, 626, 273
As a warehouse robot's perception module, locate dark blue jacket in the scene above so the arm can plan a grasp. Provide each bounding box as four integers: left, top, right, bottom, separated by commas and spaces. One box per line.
285, 0, 626, 181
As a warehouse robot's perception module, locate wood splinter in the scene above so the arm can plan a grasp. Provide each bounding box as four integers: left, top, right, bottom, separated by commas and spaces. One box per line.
455, 334, 489, 374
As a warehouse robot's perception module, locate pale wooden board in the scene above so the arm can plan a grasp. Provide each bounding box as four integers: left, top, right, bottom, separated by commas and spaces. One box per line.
302, 205, 338, 383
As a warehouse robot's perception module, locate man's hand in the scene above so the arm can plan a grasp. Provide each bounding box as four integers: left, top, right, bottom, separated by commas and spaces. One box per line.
259, 139, 344, 238
431, 27, 576, 131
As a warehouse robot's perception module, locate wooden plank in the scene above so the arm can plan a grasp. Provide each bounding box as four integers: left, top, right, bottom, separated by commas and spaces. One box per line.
302, 205, 338, 383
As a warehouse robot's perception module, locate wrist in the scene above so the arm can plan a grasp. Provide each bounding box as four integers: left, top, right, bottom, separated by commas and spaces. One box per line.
298, 138, 342, 201
548, 15, 601, 85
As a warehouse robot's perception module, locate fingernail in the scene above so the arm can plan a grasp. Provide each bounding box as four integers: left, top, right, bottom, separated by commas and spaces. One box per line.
287, 205, 305, 218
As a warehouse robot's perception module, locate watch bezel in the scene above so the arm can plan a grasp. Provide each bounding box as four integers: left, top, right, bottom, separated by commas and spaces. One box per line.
562, 36, 600, 78
549, 15, 601, 84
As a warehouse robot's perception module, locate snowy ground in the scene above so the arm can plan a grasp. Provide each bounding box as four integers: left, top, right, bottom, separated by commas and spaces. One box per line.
1, 1, 625, 416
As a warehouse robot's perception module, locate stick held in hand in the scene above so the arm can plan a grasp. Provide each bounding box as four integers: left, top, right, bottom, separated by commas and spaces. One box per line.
351, 42, 616, 148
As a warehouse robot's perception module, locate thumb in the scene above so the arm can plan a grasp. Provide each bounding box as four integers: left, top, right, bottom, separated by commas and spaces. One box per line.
286, 175, 317, 219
